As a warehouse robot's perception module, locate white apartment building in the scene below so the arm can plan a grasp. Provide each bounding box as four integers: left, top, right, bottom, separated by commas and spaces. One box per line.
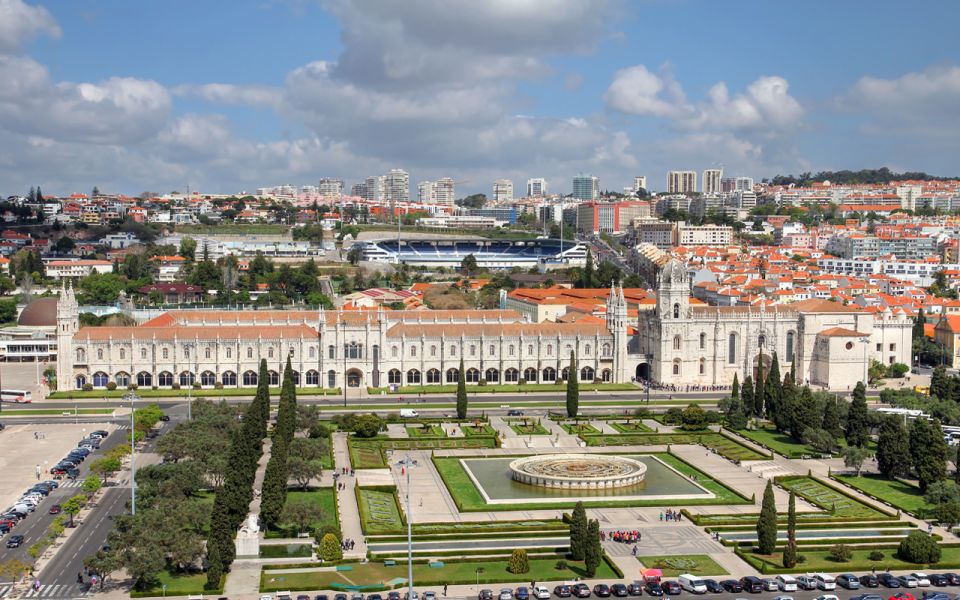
318, 178, 343, 197
735, 177, 754, 192
818, 257, 960, 287
493, 179, 514, 203
45, 260, 114, 279
364, 176, 385, 202
667, 171, 697, 194
527, 178, 548, 198
634, 176, 647, 192
678, 224, 734, 247
434, 178, 456, 206
702, 169, 723, 195
417, 181, 435, 204
896, 185, 922, 211
384, 169, 410, 203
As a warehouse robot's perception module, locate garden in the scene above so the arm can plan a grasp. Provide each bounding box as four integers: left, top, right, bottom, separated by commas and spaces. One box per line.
637, 555, 727, 577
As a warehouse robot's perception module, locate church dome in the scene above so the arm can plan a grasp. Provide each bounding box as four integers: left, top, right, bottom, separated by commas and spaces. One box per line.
17, 297, 59, 327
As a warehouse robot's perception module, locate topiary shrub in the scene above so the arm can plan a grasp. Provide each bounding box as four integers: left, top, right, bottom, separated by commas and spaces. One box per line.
478, 379, 488, 386
508, 548, 530, 574
898, 531, 941, 564
106, 382, 117, 391
829, 544, 852, 562
192, 382, 201, 389
555, 560, 568, 571
869, 550, 884, 562
318, 532, 343, 562
127, 383, 138, 390
82, 383, 93, 391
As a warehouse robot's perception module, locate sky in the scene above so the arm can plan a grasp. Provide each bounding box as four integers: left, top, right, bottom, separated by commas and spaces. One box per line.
0, 0, 958, 197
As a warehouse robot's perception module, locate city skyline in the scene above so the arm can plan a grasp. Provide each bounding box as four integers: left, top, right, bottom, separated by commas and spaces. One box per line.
0, 1, 957, 196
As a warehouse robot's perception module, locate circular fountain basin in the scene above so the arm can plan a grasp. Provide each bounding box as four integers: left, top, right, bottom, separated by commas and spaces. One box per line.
509, 454, 647, 489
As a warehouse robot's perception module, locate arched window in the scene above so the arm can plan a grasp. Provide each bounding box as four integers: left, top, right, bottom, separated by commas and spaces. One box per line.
580, 366, 594, 381
268, 347, 274, 359
430, 345, 437, 357
162, 348, 169, 360
179, 371, 194, 387
388, 369, 402, 385
184, 346, 190, 359
699, 358, 705, 375
226, 347, 232, 359
470, 345, 477, 357
305, 370, 319, 386
542, 367, 557, 382
92, 372, 109, 387
249, 347, 255, 359
561, 367, 570, 380
76, 348, 86, 363
672, 360, 681, 376
268, 371, 280, 386
524, 367, 537, 382
546, 344, 553, 356
758, 334, 766, 349
205, 347, 211, 359
242, 370, 257, 386
158, 371, 174, 387
508, 345, 515, 356
601, 369, 611, 382
115, 372, 130, 387
673, 303, 680, 319
426, 369, 441, 384
75, 375, 87, 388
699, 332, 706, 349
97, 348, 104, 360
136, 371, 152, 387
201, 371, 216, 386
290, 371, 300, 385
141, 348, 147, 360
489, 344, 495, 355
585, 344, 591, 355
119, 348, 126, 360
602, 343, 612, 357
466, 368, 480, 383
504, 368, 519, 383
485, 368, 499, 383
450, 345, 457, 357
309, 346, 316, 359
728, 333, 737, 364
673, 335, 681, 350
786, 331, 795, 362
391, 346, 398, 358
222, 371, 237, 386
528, 344, 533, 355
446, 368, 459, 383
327, 370, 336, 388
407, 369, 421, 384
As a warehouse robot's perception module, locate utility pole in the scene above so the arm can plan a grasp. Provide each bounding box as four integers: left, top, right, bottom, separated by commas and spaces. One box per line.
125, 389, 139, 515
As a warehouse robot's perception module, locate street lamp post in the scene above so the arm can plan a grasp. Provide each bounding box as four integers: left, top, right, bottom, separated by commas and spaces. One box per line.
124, 389, 139, 515
399, 454, 416, 599
861, 337, 870, 386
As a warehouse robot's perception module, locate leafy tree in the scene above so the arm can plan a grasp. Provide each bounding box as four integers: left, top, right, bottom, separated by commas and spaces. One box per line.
78, 272, 126, 304
281, 499, 326, 535
179, 237, 197, 261
829, 544, 852, 562
90, 456, 122, 484
791, 385, 819, 441
756, 479, 777, 554
508, 548, 530, 574
566, 351, 579, 418
81, 475, 102, 498
456, 358, 468, 419
931, 366, 954, 402
925, 479, 960, 506
460, 254, 479, 277
842, 446, 869, 476
783, 491, 798, 568
898, 530, 941, 564
319, 532, 343, 562
569, 501, 587, 561
877, 415, 911, 478
585, 519, 601, 577
936, 501, 960, 531
911, 417, 949, 490
821, 396, 843, 439
846, 382, 869, 447
351, 414, 384, 438
61, 494, 86, 527
680, 403, 707, 431
803, 428, 837, 454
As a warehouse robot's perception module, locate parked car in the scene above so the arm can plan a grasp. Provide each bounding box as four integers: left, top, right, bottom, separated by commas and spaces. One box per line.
553, 586, 571, 598
927, 575, 949, 587
920, 593, 949, 600
861, 576, 881, 588
839, 575, 862, 590
772, 596, 794, 600
879, 574, 902, 589
911, 574, 931, 587
890, 593, 915, 600
813, 596, 839, 600
478, 592, 493, 600
514, 587, 529, 600
506, 410, 523, 416
761, 579, 779, 592
533, 586, 551, 599
703, 580, 723, 594
626, 583, 643, 597
796, 576, 819, 591
776, 576, 797, 592
610, 584, 628, 597
420, 593, 434, 600
572, 584, 592, 598
6, 535, 24, 548
645, 582, 664, 597
719, 581, 742, 593
661, 581, 681, 596
160, 414, 171, 421
899, 576, 919, 589
850, 595, 883, 600
593, 585, 611, 598
387, 593, 400, 600
740, 577, 763, 593
942, 574, 960, 585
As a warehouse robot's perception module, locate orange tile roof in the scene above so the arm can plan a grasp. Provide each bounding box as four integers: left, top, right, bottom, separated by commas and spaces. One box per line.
76, 324, 317, 341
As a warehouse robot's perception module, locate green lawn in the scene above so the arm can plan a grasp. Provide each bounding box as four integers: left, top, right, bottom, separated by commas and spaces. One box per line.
131, 570, 221, 598
560, 422, 601, 434
733, 425, 879, 459
461, 424, 497, 437
638, 555, 727, 577
432, 453, 748, 511
509, 421, 550, 435
741, 546, 960, 574
406, 424, 446, 438
777, 476, 889, 519
267, 488, 339, 538
357, 487, 404, 534
260, 556, 619, 592
834, 474, 930, 516
609, 421, 653, 433
582, 432, 769, 462
349, 436, 498, 469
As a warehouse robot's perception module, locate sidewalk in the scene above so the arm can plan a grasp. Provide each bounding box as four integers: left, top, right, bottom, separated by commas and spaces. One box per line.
331, 432, 366, 559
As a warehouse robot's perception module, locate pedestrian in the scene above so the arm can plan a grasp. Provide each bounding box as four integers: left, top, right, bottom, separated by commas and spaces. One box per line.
444, 585, 448, 596
77, 572, 83, 585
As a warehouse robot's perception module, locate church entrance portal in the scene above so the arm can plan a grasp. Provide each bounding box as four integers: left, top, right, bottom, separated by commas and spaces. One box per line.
346, 369, 362, 388
635, 363, 650, 381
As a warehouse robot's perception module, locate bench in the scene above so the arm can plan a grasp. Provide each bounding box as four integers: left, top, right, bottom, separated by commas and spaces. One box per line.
429, 561, 444, 568
384, 560, 397, 567
336, 565, 354, 571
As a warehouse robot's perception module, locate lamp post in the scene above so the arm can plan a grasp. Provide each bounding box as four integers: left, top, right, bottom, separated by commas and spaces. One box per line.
399, 454, 416, 599
124, 389, 139, 515
860, 337, 870, 386
476, 568, 485, 594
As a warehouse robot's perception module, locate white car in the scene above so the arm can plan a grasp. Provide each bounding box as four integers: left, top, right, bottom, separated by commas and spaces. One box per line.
499, 590, 513, 600
898, 576, 919, 588
533, 587, 551, 600
773, 596, 794, 600
911, 573, 931, 587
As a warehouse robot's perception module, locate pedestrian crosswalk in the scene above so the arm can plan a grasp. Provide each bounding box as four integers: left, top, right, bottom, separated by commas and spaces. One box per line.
0, 584, 11, 598
20, 583, 93, 598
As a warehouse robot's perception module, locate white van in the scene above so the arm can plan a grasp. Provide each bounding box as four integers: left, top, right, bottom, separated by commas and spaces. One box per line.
777, 575, 798, 592
679, 574, 707, 594
814, 574, 836, 590
400, 409, 419, 418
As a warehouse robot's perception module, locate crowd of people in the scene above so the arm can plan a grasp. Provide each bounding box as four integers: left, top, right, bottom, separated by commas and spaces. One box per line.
635, 378, 732, 393
659, 509, 684, 522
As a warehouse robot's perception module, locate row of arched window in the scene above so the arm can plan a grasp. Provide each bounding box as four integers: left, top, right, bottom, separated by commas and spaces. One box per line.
388, 342, 612, 359
76, 369, 326, 389
76, 345, 321, 364
385, 366, 609, 385
671, 331, 796, 364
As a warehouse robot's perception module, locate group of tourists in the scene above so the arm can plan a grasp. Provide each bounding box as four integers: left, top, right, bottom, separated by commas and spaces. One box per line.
659, 509, 683, 522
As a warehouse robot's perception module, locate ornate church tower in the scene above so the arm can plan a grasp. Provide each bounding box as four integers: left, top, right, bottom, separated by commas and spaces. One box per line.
606, 283, 629, 381
655, 259, 689, 320
653, 259, 690, 382
56, 282, 79, 392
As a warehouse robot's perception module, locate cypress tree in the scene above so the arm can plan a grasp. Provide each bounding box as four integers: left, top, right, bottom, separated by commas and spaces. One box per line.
764, 353, 782, 424
741, 376, 755, 423
822, 396, 843, 439
725, 373, 747, 430
569, 501, 587, 561
756, 479, 777, 554
846, 381, 869, 447
585, 519, 601, 577
911, 417, 948, 490
754, 355, 766, 417
780, 372, 798, 435
566, 351, 579, 418
256, 359, 270, 437
731, 373, 740, 403
582, 249, 595, 288
205, 539, 223, 589
456, 358, 468, 419
877, 415, 911, 478
782, 490, 798, 568
791, 385, 818, 441
913, 309, 926, 341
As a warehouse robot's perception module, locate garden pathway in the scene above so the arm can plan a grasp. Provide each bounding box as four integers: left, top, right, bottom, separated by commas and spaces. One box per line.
332, 432, 367, 559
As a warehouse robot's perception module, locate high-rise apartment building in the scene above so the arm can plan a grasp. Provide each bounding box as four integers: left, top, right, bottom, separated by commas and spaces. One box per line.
702, 169, 723, 195
720, 178, 737, 193
572, 173, 600, 201
434, 178, 455, 206
318, 178, 344, 197
633, 176, 648, 192
527, 178, 547, 198
735, 177, 754, 192
351, 183, 366, 198
417, 181, 435, 204
364, 175, 385, 202
577, 201, 650, 234
667, 171, 697, 194
493, 179, 514, 203
384, 169, 409, 202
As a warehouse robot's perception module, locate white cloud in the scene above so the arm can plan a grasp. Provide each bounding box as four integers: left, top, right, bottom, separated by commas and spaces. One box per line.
0, 0, 60, 55
686, 76, 804, 132
603, 64, 691, 118
172, 83, 282, 109
842, 65, 960, 135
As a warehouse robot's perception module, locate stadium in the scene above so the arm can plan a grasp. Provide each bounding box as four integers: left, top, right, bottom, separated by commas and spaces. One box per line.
359, 238, 588, 270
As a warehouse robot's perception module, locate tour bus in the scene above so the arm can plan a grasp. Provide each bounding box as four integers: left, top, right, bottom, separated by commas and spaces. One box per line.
0, 389, 32, 403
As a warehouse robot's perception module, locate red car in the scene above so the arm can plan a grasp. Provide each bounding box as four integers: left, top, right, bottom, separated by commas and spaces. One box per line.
890, 593, 914, 600
48, 504, 62, 515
